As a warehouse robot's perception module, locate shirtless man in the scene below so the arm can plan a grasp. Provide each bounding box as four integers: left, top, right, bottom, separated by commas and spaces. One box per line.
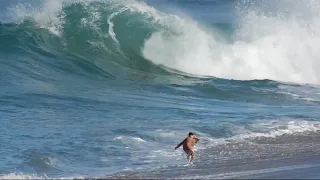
174, 132, 200, 164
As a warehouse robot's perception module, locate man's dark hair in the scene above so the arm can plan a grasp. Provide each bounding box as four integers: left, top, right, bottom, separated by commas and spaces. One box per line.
188, 132, 194, 136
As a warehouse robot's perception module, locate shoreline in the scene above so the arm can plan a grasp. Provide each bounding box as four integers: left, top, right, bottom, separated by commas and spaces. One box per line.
107, 155, 320, 179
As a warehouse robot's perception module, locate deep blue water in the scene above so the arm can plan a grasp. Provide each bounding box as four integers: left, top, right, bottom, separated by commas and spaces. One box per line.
1, 0, 320, 179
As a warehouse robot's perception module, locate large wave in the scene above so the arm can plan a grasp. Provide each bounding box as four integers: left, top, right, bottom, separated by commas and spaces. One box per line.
2, 0, 320, 84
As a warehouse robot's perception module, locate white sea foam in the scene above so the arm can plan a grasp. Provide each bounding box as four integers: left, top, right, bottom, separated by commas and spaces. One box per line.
0, 173, 85, 179
9, 0, 65, 36
202, 119, 320, 145
107, 7, 127, 47
142, 0, 320, 84
113, 136, 146, 143
132, 137, 146, 142
237, 119, 320, 139
0, 173, 44, 179
185, 119, 320, 152
155, 129, 181, 139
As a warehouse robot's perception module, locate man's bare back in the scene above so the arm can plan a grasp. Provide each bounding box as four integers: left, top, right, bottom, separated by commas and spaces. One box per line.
175, 132, 200, 164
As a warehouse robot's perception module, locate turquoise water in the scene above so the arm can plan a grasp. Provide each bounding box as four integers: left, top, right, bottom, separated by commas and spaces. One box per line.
1, 0, 320, 179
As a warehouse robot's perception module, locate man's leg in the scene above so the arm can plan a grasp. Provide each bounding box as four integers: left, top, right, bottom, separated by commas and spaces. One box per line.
187, 154, 191, 163
189, 150, 195, 164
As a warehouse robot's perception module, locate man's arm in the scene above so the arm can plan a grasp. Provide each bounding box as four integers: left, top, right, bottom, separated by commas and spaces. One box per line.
175, 138, 185, 150
193, 136, 200, 143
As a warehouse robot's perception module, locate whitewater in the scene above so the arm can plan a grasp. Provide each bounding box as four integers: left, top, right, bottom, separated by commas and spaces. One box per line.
1, 0, 320, 179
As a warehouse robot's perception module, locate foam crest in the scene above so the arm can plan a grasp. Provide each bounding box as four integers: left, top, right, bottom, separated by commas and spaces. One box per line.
9, 0, 65, 35
107, 7, 127, 47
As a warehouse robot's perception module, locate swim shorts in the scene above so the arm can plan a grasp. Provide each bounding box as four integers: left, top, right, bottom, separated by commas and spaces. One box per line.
187, 149, 194, 156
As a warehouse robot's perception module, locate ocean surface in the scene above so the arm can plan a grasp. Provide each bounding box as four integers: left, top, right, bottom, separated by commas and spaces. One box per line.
1, 0, 320, 179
